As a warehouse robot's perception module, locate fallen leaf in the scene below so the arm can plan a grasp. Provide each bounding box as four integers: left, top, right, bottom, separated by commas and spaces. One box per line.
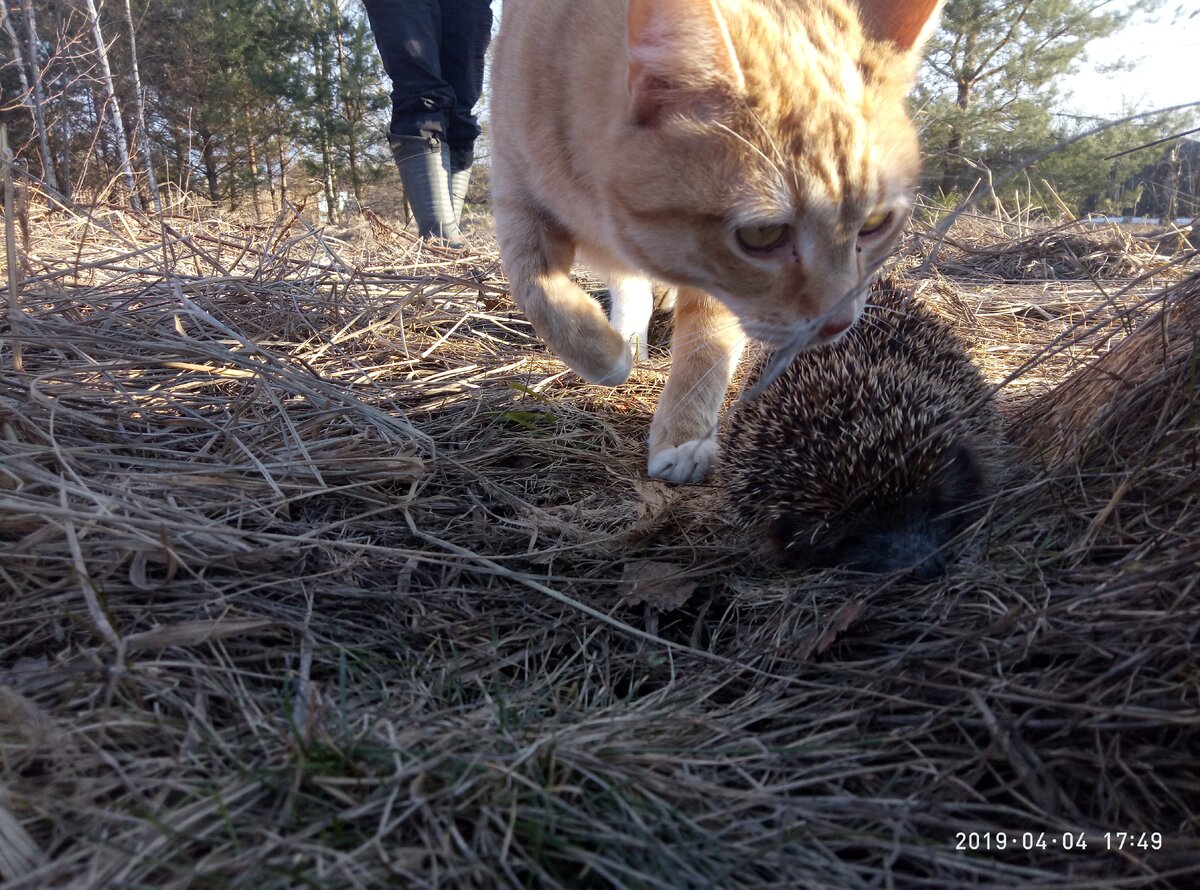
619, 560, 697, 611
794, 598, 865, 661
631, 479, 678, 521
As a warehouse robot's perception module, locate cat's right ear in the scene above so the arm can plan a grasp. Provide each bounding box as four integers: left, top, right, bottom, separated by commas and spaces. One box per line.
626, 0, 745, 125
854, 0, 945, 54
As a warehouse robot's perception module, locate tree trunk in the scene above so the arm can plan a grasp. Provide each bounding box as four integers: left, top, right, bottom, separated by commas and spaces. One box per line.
171, 119, 187, 192
0, 5, 32, 107
49, 0, 73, 202
121, 0, 161, 212
940, 128, 964, 196
276, 136, 288, 205
940, 29, 978, 196
1162, 143, 1181, 223
0, 0, 60, 204
244, 108, 261, 220
182, 109, 195, 193
200, 129, 219, 203
88, 88, 112, 170
264, 142, 277, 212
330, 0, 362, 203
320, 126, 338, 223
346, 138, 361, 205
82, 0, 141, 209
19, 0, 59, 198
310, 5, 339, 223
226, 145, 238, 211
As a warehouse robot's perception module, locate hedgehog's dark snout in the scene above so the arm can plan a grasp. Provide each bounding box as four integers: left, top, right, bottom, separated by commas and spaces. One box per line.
845, 518, 951, 580
768, 509, 952, 580
835, 441, 988, 580
821, 511, 952, 580
768, 440, 990, 581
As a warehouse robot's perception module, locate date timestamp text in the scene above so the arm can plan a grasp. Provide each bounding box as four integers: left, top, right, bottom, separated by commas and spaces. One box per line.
954, 831, 1163, 852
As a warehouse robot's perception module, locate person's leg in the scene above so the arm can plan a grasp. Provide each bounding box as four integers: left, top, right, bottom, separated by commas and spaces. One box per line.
388, 138, 460, 245
362, 0, 461, 243
439, 0, 493, 225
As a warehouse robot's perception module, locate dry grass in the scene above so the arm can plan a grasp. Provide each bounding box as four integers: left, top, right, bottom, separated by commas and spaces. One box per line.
912, 211, 1187, 283
1, 198, 1198, 888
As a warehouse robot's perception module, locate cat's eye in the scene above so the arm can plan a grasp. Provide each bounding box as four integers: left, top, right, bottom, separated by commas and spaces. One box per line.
736, 223, 789, 252
858, 210, 893, 238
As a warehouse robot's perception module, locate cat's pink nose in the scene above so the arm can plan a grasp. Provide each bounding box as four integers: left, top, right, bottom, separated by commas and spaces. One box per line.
818, 316, 853, 338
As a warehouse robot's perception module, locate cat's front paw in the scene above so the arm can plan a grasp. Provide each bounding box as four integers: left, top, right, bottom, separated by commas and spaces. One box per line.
647, 436, 718, 483
587, 336, 635, 385
549, 311, 635, 385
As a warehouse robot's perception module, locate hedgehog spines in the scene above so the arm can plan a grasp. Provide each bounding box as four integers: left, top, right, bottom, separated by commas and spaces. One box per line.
723, 279, 1002, 576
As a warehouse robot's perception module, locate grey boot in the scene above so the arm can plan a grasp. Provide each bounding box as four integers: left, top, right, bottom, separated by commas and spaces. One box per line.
448, 147, 474, 228
389, 134, 462, 247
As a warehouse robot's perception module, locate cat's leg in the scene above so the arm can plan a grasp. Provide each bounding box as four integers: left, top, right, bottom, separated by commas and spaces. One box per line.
648, 287, 745, 483
654, 286, 677, 316
494, 190, 633, 385
606, 273, 654, 362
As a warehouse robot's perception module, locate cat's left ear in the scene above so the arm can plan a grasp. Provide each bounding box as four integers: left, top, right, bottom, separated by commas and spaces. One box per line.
853, 0, 945, 54
626, 0, 745, 125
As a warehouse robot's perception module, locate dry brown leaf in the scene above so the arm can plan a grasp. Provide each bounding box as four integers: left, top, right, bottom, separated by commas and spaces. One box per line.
0, 687, 59, 748
619, 560, 697, 610
794, 598, 865, 661
630, 478, 679, 521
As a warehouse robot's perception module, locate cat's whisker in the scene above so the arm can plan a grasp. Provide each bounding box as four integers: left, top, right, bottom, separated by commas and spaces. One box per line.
862, 304, 920, 342
863, 302, 915, 319
738, 332, 812, 403
740, 108, 793, 186
661, 315, 746, 351
738, 250, 892, 403
856, 312, 906, 351
714, 119, 788, 187
671, 334, 749, 412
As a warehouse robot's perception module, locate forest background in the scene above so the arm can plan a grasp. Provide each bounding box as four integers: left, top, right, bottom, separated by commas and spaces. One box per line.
1, 0, 1196, 225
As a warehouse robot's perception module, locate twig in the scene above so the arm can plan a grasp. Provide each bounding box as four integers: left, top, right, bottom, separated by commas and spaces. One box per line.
1, 124, 22, 372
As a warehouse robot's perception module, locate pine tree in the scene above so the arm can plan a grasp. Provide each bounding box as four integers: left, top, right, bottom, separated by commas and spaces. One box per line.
916, 0, 1157, 200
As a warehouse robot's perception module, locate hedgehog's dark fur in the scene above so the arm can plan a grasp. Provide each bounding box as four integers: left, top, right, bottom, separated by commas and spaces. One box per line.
723, 280, 1002, 579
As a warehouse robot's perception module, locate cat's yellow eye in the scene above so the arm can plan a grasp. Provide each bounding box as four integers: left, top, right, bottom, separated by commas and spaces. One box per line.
859, 210, 893, 237
736, 223, 789, 252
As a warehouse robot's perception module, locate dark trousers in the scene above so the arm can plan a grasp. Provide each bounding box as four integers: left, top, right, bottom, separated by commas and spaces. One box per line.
363, 0, 493, 156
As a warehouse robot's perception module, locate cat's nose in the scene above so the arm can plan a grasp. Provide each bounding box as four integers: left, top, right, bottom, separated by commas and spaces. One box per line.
818, 316, 854, 338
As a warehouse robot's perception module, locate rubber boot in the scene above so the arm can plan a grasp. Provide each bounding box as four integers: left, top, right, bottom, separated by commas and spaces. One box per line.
389, 134, 463, 247
448, 147, 474, 229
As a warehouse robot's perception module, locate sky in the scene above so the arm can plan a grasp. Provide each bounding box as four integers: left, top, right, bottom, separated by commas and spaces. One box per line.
1059, 3, 1200, 118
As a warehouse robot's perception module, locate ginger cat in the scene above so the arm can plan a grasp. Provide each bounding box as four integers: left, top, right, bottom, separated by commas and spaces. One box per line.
491, 0, 944, 482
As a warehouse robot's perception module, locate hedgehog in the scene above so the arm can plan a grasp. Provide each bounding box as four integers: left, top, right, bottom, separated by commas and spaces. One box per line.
723, 280, 1002, 580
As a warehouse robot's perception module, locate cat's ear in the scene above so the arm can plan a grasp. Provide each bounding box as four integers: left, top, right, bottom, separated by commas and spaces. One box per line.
626, 0, 745, 125
853, 0, 945, 53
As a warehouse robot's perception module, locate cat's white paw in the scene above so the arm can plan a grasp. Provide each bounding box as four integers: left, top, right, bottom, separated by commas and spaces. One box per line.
647, 437, 717, 483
